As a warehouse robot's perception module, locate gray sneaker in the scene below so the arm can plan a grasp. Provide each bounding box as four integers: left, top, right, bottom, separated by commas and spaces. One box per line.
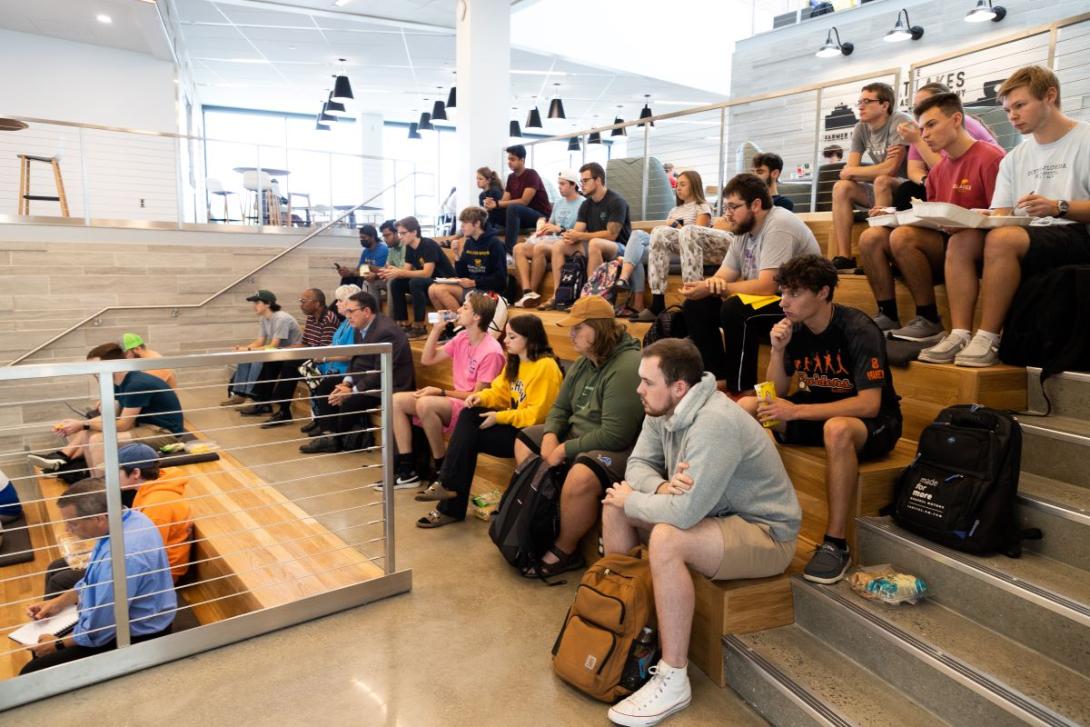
955, 332, 1000, 367
890, 316, 945, 342
803, 542, 851, 584
872, 313, 900, 332
918, 333, 969, 364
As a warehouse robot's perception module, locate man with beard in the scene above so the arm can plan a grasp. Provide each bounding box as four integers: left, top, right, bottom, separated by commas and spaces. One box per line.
601, 338, 800, 727
682, 174, 820, 396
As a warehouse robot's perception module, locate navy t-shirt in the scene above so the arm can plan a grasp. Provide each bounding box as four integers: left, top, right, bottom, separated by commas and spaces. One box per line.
405, 237, 456, 278
115, 371, 184, 433
455, 230, 507, 293
783, 305, 901, 420
577, 188, 631, 244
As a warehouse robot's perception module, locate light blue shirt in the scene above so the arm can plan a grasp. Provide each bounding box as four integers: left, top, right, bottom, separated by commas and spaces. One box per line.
550, 196, 584, 230
320, 319, 356, 375
74, 508, 176, 647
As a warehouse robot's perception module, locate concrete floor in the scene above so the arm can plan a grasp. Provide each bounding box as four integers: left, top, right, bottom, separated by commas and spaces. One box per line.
5, 385, 764, 725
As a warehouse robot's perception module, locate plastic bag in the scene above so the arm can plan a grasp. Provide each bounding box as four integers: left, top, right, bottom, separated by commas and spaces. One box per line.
848, 564, 928, 605
471, 490, 502, 521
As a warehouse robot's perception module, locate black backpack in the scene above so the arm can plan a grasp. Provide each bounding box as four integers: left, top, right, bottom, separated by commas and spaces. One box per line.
891, 404, 1040, 556
489, 455, 562, 576
642, 306, 687, 347
553, 254, 587, 310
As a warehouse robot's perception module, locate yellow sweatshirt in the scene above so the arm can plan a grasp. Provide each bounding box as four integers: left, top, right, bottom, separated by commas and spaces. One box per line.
476, 356, 563, 429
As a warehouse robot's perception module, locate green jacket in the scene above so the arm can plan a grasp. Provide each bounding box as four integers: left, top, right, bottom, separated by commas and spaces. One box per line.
545, 332, 644, 458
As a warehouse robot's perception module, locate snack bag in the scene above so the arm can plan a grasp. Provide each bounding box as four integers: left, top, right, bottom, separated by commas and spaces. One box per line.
848, 564, 928, 605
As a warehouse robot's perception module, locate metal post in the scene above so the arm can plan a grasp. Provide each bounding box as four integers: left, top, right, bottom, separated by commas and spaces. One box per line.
256, 145, 264, 230
716, 107, 727, 216
641, 123, 650, 221
328, 152, 334, 228
174, 136, 184, 229
78, 127, 91, 225
98, 371, 131, 649
380, 346, 395, 574
810, 87, 824, 214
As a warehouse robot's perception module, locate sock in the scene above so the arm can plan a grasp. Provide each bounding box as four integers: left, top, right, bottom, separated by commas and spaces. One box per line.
523, 288, 532, 295
650, 294, 666, 315
915, 304, 940, 324
432, 457, 444, 477
396, 453, 413, 471
976, 329, 1001, 346
823, 534, 848, 551
950, 328, 971, 341
876, 299, 899, 321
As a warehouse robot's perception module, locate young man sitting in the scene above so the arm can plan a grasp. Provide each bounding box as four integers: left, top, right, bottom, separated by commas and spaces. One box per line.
738, 255, 902, 584
513, 297, 644, 576
752, 152, 795, 211
512, 169, 585, 308
830, 82, 913, 270
858, 92, 1004, 341
920, 65, 1090, 367
379, 216, 457, 338
121, 333, 175, 388
483, 144, 553, 253
683, 173, 820, 395
429, 207, 507, 312
602, 338, 800, 727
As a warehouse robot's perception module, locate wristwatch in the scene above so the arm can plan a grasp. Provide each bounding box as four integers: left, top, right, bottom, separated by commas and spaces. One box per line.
55, 638, 65, 651
82, 422, 90, 431
1057, 200, 1070, 218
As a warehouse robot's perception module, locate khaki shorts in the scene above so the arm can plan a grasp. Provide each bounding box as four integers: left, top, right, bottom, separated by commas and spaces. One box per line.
517, 424, 632, 489
713, 515, 796, 581
128, 424, 180, 452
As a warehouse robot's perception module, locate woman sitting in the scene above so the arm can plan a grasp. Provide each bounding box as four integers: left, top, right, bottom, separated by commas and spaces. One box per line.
416, 314, 563, 528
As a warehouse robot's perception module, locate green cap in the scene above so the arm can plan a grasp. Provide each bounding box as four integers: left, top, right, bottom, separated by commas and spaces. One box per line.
246, 290, 277, 304
121, 333, 144, 351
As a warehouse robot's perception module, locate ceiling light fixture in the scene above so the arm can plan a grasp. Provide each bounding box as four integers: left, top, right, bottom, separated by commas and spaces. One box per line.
431, 87, 448, 122
885, 9, 925, 42
587, 131, 602, 144
332, 58, 354, 101
567, 136, 581, 152
418, 111, 433, 131
637, 95, 654, 127
816, 27, 854, 58
315, 112, 330, 131
611, 106, 626, 137
446, 85, 456, 110
525, 107, 543, 129
96, 14, 113, 24
548, 84, 566, 120
407, 122, 421, 140
319, 103, 337, 123
510, 120, 523, 138
965, 0, 1006, 22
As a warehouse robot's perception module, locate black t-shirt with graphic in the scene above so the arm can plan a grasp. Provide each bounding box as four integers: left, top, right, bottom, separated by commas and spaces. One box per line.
577, 188, 631, 244
783, 304, 901, 420
405, 237, 456, 278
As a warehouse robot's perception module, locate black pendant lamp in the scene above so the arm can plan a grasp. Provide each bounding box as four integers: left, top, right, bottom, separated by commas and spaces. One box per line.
548, 84, 566, 120
588, 131, 602, 144
332, 58, 354, 102
638, 95, 654, 127
510, 120, 523, 138
325, 93, 348, 116
431, 99, 447, 122
418, 111, 433, 131
446, 85, 456, 109
407, 122, 421, 140
611, 107, 626, 137
319, 103, 337, 123
567, 136, 581, 152
525, 107, 543, 129
315, 113, 330, 132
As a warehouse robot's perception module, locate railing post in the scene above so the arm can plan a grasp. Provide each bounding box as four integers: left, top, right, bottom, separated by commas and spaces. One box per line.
78, 127, 91, 225
380, 346, 395, 574
174, 135, 184, 229
716, 106, 727, 216
256, 145, 264, 230
641, 123, 650, 221
98, 371, 131, 649
810, 87, 824, 214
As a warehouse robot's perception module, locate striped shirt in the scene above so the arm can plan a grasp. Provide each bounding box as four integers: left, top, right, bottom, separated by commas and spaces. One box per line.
302, 307, 339, 348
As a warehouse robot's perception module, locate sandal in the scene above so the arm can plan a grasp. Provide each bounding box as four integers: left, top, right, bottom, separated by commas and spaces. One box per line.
539, 299, 557, 311
415, 481, 456, 502
521, 546, 586, 580
416, 510, 458, 529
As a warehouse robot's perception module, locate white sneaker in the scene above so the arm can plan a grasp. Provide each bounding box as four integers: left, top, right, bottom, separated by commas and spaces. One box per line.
607, 660, 692, 727
513, 291, 540, 308
918, 333, 969, 364
955, 332, 1000, 367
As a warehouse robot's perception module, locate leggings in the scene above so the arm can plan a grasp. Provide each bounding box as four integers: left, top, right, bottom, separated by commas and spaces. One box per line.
648, 225, 733, 294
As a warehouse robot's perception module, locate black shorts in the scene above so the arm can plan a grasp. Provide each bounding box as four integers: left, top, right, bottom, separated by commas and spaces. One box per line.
517, 424, 632, 490
1021, 224, 1090, 279
774, 406, 902, 462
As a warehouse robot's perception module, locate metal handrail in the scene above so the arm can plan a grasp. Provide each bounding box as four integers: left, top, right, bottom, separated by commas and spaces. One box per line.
5, 175, 413, 366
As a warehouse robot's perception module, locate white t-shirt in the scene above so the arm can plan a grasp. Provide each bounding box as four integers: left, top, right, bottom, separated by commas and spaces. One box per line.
722, 206, 821, 281
990, 121, 1090, 228
667, 201, 712, 226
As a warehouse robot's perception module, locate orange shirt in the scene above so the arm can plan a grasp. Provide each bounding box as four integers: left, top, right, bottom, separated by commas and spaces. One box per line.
132, 471, 192, 581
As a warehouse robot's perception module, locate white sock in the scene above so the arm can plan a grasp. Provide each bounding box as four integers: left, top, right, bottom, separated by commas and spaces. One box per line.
950, 328, 971, 341
975, 329, 1001, 346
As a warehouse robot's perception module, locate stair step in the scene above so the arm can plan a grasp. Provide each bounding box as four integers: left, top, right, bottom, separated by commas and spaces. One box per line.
1027, 369, 1090, 422
1019, 472, 1090, 572
725, 625, 948, 727
857, 516, 1090, 676
1021, 416, 1090, 488
790, 577, 1087, 726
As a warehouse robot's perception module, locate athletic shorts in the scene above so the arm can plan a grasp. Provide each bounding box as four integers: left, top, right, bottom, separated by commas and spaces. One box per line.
517, 424, 631, 489
712, 515, 797, 581
773, 402, 901, 462
1021, 223, 1090, 280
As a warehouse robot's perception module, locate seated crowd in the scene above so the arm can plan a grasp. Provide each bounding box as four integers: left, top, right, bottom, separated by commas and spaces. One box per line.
18, 62, 1088, 727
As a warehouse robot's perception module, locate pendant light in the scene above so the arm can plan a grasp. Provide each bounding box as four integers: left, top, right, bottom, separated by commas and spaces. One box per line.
418, 111, 433, 131
315, 113, 330, 132
431, 86, 447, 122
611, 106, 626, 137
965, 0, 1006, 22
637, 95, 654, 127
885, 9, 925, 42
816, 27, 854, 58
525, 106, 543, 129
567, 136, 581, 152
331, 58, 354, 102
319, 102, 337, 123
587, 118, 602, 144
446, 85, 456, 109
407, 122, 421, 140
548, 84, 566, 120
510, 120, 523, 138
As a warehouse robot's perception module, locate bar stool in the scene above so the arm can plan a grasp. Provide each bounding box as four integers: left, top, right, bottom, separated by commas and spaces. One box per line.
287, 191, 312, 226
206, 177, 239, 223
242, 170, 277, 225
18, 155, 69, 217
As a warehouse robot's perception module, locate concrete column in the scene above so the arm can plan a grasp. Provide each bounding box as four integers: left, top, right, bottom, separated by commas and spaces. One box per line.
454, 0, 510, 212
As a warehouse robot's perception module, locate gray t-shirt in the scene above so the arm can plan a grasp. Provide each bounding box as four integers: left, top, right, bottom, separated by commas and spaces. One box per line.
722, 206, 821, 281
850, 111, 913, 177
260, 310, 303, 346
991, 121, 1090, 229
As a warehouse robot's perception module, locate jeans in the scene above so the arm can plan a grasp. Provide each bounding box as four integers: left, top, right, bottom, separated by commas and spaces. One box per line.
504, 204, 546, 252
622, 230, 651, 292
683, 295, 785, 393
389, 276, 434, 323
436, 408, 520, 521
230, 362, 263, 398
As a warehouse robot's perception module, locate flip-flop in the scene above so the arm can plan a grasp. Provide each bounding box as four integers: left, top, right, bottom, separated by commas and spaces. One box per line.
416, 510, 458, 529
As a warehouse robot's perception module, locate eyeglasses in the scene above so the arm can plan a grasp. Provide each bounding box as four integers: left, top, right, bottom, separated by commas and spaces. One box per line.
580, 177, 594, 184
856, 98, 881, 108
343, 307, 362, 314
725, 202, 747, 211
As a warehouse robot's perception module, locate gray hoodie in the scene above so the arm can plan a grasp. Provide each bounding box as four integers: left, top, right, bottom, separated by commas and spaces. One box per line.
623, 373, 801, 543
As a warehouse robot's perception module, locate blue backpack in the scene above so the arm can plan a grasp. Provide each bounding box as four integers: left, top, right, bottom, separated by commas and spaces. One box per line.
0, 469, 23, 521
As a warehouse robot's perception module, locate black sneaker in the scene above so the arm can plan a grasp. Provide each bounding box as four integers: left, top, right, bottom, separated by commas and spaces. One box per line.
300, 420, 320, 434
831, 255, 857, 271
260, 410, 293, 429
803, 542, 851, 584
395, 469, 421, 488
299, 436, 342, 454
240, 404, 272, 416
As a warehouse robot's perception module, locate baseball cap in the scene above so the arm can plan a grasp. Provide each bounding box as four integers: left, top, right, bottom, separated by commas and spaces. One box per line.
118, 443, 158, 469
556, 296, 615, 326
121, 333, 144, 351
246, 290, 276, 304
557, 169, 580, 185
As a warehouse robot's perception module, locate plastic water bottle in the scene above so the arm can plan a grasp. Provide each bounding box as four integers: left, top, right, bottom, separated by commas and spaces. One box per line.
620, 627, 658, 691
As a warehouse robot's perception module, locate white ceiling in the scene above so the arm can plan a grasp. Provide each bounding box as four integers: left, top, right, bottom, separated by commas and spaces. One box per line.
0, 0, 173, 59
170, 0, 721, 128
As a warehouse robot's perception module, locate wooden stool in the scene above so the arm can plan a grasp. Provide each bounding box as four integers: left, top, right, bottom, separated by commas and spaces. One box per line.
18, 154, 69, 217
